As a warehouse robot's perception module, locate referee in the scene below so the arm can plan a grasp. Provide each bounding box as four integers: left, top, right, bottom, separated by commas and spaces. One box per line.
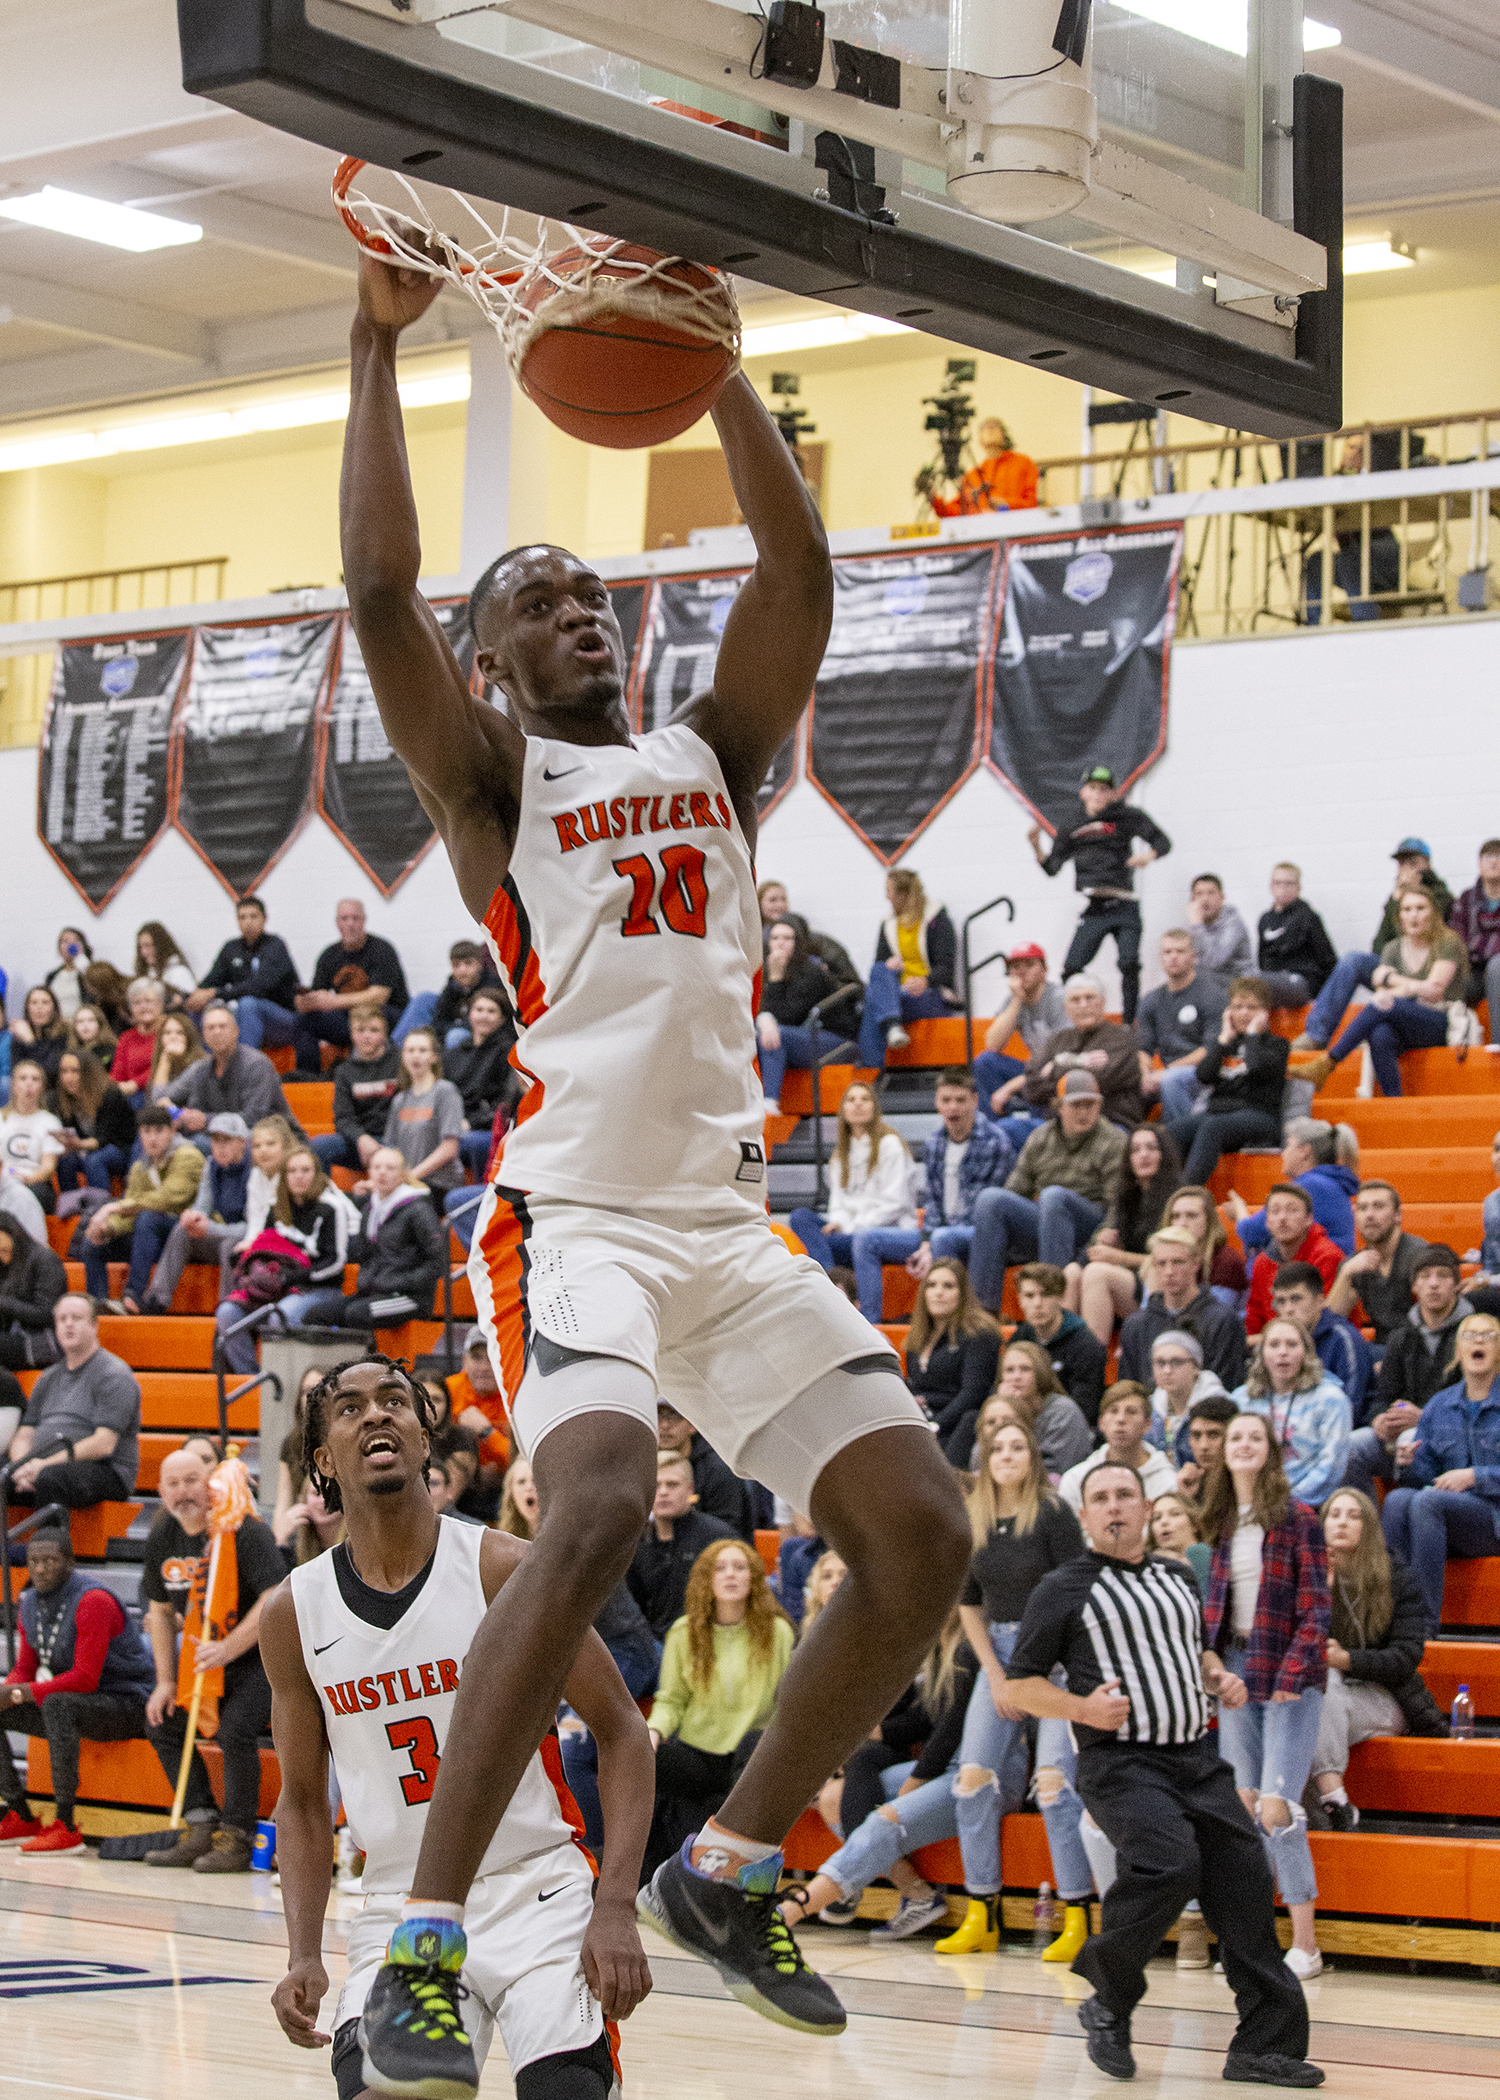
1006, 1464, 1322, 2088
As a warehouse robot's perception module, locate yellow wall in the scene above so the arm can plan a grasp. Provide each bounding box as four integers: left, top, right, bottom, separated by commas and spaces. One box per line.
1342, 281, 1500, 425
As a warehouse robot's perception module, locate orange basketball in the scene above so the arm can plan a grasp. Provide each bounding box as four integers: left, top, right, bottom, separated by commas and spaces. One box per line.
515, 239, 738, 450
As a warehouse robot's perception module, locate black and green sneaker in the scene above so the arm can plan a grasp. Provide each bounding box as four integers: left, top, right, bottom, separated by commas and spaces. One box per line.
637, 1840, 847, 2037
358, 1916, 478, 2100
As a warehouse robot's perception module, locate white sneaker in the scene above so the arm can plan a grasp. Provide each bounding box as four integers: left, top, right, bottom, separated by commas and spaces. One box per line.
870, 1893, 948, 1941
886, 1026, 911, 1050
1284, 1946, 1323, 1981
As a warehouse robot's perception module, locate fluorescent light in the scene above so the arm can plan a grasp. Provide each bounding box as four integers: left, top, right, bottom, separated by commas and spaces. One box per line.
0, 186, 201, 253
0, 368, 470, 476
1111, 2, 1339, 57
1343, 240, 1415, 275
741, 313, 911, 358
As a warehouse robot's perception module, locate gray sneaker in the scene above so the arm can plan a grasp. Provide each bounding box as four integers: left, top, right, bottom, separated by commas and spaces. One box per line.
870, 1893, 949, 1941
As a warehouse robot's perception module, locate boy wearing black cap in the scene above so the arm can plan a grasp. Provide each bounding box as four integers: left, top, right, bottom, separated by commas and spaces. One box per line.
1028, 766, 1171, 1023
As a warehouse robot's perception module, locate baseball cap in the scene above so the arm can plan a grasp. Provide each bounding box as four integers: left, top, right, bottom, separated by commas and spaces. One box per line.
1059, 1069, 1101, 1099
1081, 764, 1116, 787
1008, 942, 1046, 964
1392, 836, 1432, 859
206, 1112, 250, 1139
463, 1325, 488, 1355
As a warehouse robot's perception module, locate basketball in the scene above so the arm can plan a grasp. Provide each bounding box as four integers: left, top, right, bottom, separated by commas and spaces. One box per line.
514, 237, 739, 449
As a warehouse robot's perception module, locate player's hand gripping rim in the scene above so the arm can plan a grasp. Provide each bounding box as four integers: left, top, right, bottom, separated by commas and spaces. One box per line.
274, 1957, 333, 2048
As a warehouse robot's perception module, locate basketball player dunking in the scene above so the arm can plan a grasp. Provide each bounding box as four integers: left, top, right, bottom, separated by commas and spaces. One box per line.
342, 249, 970, 2085
262, 1356, 653, 2100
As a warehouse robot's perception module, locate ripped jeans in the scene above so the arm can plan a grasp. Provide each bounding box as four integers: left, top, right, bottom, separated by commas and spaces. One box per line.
1032, 1719, 1111, 1905
951, 1622, 1037, 1896
817, 1759, 956, 1900
1214, 1643, 1321, 1908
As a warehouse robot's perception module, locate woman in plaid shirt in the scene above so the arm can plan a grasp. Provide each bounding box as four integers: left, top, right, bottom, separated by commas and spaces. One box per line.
1202, 1415, 1330, 1983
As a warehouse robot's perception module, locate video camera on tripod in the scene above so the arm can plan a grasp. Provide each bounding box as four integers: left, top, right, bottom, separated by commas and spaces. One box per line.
914, 358, 978, 507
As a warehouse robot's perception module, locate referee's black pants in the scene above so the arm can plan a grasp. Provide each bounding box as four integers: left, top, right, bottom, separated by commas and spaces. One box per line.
1075, 1737, 1308, 2065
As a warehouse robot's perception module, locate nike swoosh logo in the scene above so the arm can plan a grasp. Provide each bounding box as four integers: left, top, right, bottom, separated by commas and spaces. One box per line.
677, 1887, 735, 1947
542, 765, 584, 781
312, 1638, 342, 1655
538, 1886, 569, 1902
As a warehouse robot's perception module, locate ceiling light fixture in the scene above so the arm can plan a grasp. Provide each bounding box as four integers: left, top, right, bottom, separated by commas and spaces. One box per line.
1108, 2, 1339, 57
0, 186, 203, 253
1342, 239, 1416, 275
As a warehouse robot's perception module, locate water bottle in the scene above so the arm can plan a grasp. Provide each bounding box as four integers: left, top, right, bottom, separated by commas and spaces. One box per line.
1452, 1685, 1476, 1739
1032, 1880, 1057, 1951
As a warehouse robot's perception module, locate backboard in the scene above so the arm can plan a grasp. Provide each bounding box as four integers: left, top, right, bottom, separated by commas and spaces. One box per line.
176, 0, 1342, 436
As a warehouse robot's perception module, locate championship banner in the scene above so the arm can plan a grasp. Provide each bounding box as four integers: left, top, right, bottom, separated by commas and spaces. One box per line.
807, 546, 999, 864
37, 630, 189, 910
628, 569, 797, 819
173, 614, 339, 897
986, 525, 1182, 828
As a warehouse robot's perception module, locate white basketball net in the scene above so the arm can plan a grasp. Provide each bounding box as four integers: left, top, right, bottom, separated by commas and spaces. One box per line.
333, 160, 742, 378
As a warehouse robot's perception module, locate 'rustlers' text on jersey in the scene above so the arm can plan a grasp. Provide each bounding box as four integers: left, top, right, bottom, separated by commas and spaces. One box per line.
483, 722, 767, 1214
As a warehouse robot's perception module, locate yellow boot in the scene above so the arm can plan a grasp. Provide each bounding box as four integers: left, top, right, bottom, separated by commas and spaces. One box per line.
935, 1896, 998, 1955
1042, 1904, 1089, 1963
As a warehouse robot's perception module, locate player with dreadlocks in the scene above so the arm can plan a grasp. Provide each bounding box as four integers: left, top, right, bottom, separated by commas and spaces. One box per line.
259, 1355, 654, 2100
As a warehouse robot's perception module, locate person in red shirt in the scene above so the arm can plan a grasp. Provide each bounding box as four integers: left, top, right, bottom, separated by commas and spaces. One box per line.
0, 1527, 156, 1851
1245, 1185, 1342, 1335
110, 979, 167, 1100
926, 418, 1039, 516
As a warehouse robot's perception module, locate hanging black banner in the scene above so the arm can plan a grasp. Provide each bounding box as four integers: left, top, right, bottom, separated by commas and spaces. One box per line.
610, 581, 646, 698
629, 568, 797, 820
986, 525, 1182, 829
807, 545, 997, 864
174, 614, 338, 897
36, 630, 189, 911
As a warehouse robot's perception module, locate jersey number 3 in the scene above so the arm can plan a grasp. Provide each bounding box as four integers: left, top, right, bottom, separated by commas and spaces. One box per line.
614, 846, 707, 939
386, 1716, 441, 1806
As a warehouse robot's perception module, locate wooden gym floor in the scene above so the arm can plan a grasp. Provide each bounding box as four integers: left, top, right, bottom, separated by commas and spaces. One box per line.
1, 1852, 1497, 2098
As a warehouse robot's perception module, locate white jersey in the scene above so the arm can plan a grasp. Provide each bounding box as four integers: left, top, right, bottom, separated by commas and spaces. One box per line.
290, 1519, 581, 1895
482, 721, 767, 1216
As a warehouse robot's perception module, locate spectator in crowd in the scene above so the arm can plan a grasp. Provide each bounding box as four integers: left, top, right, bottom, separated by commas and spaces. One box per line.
1145, 1332, 1228, 1463
922, 415, 1039, 515
51, 1048, 137, 1195
1, 1059, 64, 1238
81, 962, 133, 1036
1059, 1384, 1178, 1512
1176, 1393, 1238, 1503
1345, 1246, 1471, 1497
1303, 432, 1400, 622
417, 1376, 481, 1515
1028, 765, 1172, 1025
1020, 974, 1143, 1130
1244, 1184, 1347, 1335
1070, 1123, 1183, 1346
1301, 888, 1466, 1099
142, 1445, 286, 1871
109, 979, 166, 1101
496, 1455, 540, 1540
272, 1365, 346, 1566
5, 1294, 140, 1509
627, 1450, 738, 1640
771, 1516, 827, 1633
1148, 1491, 1212, 1596
442, 1329, 510, 1516
79, 1105, 204, 1313
134, 921, 196, 1008
310, 1002, 402, 1174
901, 1258, 1001, 1460
1293, 838, 1454, 1052
1136, 929, 1225, 1120
1119, 1225, 1248, 1392
273, 1145, 445, 1333
754, 882, 860, 990
0, 1220, 66, 1374
1186, 874, 1254, 995
934, 1418, 1084, 1956
1326, 1181, 1429, 1348
991, 1339, 1094, 1480
66, 1002, 118, 1068
657, 1398, 755, 1539
1257, 865, 1337, 1010
1269, 1263, 1372, 1420
185, 895, 300, 1051
1231, 1117, 1358, 1261
1012, 1262, 1108, 1426
168, 1005, 306, 1140
144, 1011, 204, 1105
1311, 1489, 1443, 1833
396, 939, 502, 1047
0, 1527, 155, 1853
971, 945, 1068, 1121
856, 869, 962, 1066
1381, 1313, 1500, 1633
798, 1551, 847, 1634
756, 919, 857, 1112
11, 988, 68, 1086
292, 898, 409, 1074
378, 1026, 463, 1195
1233, 1314, 1352, 1509
850, 1069, 1012, 1325
214, 1147, 358, 1373
444, 990, 518, 1175
1450, 839, 1500, 1046
789, 1082, 914, 1284
644, 1537, 794, 1877
231, 1115, 300, 1259
1162, 975, 1289, 1185
969, 1071, 1125, 1312
1483, 1133, 1500, 1276
1201, 1412, 1329, 1980
43, 930, 93, 1021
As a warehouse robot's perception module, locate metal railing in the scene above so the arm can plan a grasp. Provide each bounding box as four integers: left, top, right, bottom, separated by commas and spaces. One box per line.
801, 982, 864, 1210
962, 896, 1016, 1074
211, 1304, 287, 1450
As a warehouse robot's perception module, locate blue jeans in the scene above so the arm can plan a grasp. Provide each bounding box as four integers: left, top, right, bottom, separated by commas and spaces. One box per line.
292, 1009, 353, 1073
459, 1129, 492, 1176
82, 1205, 178, 1303
393, 991, 438, 1044
1482, 1184, 1500, 1273
851, 1226, 922, 1324
445, 1184, 487, 1255
230, 995, 299, 1052
1304, 951, 1377, 1049
968, 1185, 1104, 1311
857, 962, 955, 1068
971, 1048, 1025, 1114
1157, 1065, 1205, 1121
786, 1210, 854, 1276
214, 1296, 260, 1376
1382, 1485, 1500, 1631
759, 1023, 850, 1107
952, 1622, 1033, 1895
1329, 996, 1448, 1096
1215, 1646, 1321, 1908
56, 1143, 130, 1194
310, 1133, 364, 1173
820, 1759, 960, 1901
1034, 1716, 1100, 1904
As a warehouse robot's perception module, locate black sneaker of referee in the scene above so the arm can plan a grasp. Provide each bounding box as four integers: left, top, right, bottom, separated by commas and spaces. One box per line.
1223, 2053, 1326, 2088
1079, 1995, 1136, 2079
637, 1840, 847, 2036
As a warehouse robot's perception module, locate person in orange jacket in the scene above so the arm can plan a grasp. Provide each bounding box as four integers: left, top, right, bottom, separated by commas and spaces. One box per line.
927, 418, 1039, 516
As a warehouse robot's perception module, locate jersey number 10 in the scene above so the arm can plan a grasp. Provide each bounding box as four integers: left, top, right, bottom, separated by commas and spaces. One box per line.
613, 846, 708, 939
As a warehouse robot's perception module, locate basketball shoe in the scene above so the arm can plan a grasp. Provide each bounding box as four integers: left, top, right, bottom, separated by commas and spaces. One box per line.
358, 1916, 477, 2099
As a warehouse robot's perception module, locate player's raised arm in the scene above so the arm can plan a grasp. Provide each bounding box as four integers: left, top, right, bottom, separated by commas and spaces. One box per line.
685, 372, 833, 824
262, 1584, 336, 2051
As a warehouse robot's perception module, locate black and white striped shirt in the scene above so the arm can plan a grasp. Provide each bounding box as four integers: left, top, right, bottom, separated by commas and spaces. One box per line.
1009, 1551, 1211, 1747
